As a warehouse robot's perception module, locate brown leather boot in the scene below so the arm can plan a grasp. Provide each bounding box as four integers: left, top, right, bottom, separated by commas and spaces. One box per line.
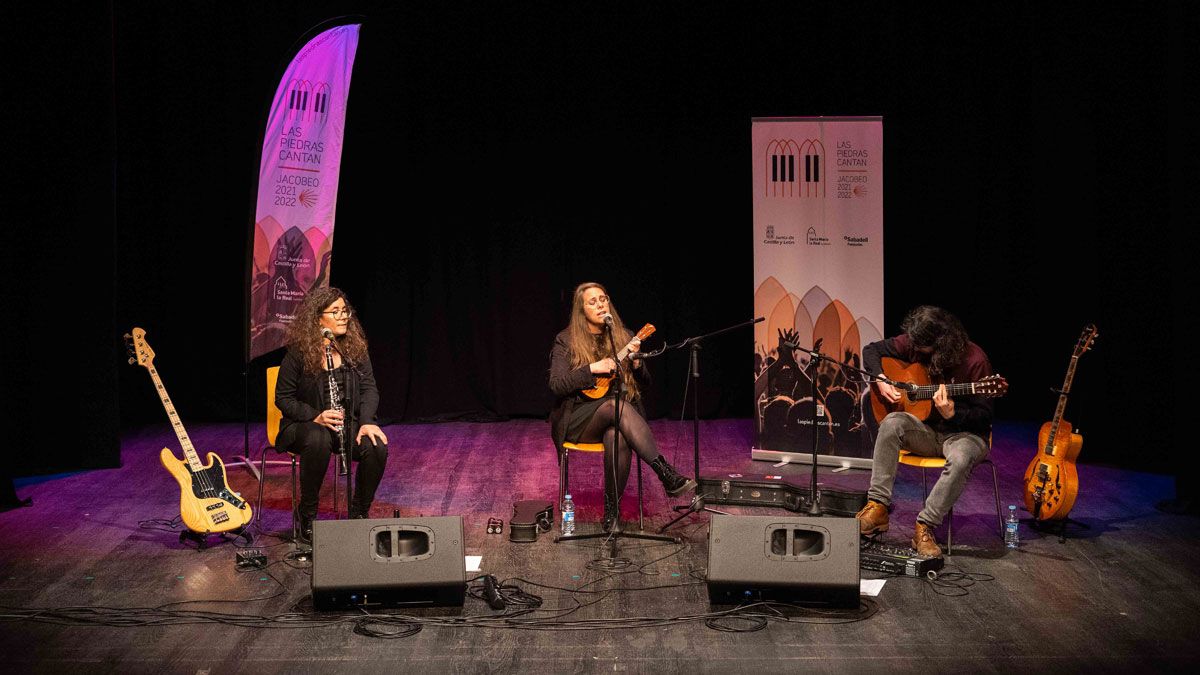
855, 500, 889, 536
911, 521, 943, 558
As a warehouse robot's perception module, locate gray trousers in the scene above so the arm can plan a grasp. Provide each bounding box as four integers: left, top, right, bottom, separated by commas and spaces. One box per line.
867, 412, 990, 527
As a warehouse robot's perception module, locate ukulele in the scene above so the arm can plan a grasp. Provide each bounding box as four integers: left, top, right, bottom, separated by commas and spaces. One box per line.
125, 328, 252, 534
869, 357, 1008, 423
581, 323, 656, 399
1022, 324, 1098, 521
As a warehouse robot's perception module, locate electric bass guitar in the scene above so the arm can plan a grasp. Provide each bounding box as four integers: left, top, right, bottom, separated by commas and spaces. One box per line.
125, 328, 252, 534
581, 323, 656, 399
1022, 324, 1098, 521
869, 357, 1008, 423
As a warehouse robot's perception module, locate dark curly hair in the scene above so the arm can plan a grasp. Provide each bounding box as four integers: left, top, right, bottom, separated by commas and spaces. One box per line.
285, 286, 369, 374
900, 305, 968, 377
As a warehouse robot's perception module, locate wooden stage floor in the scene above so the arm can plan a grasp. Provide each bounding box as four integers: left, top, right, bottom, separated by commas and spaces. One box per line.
2, 419, 1198, 673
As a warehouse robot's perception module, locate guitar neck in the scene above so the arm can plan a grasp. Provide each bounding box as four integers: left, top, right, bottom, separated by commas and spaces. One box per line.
147, 365, 203, 471
908, 381, 989, 400
1044, 354, 1081, 452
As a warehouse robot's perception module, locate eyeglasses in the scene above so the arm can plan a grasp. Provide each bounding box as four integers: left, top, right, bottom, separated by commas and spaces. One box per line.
322, 308, 353, 318
584, 295, 609, 307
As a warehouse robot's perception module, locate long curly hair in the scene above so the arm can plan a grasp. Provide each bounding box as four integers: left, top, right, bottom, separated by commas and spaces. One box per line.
565, 282, 640, 401
286, 286, 369, 374
900, 305, 968, 377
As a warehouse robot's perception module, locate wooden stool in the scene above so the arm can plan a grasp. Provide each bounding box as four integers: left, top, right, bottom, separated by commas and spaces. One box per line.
266, 367, 302, 543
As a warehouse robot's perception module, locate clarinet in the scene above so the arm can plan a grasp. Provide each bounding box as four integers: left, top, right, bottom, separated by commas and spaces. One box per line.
325, 341, 349, 476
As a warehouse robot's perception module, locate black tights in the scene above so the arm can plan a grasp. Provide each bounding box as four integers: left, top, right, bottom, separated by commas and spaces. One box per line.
576, 400, 660, 497
283, 422, 388, 517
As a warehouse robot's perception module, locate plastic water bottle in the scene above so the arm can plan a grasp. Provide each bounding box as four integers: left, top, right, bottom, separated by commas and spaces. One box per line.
561, 494, 575, 535
1005, 505, 1019, 549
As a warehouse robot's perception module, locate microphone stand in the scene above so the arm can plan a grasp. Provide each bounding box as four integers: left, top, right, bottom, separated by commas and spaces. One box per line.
657, 317, 763, 533
781, 340, 900, 517
556, 319, 678, 547
325, 337, 354, 519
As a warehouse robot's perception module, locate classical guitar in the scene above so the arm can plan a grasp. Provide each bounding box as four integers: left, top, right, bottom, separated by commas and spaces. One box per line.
869, 357, 1008, 423
1022, 324, 1098, 521
581, 323, 656, 399
125, 328, 252, 534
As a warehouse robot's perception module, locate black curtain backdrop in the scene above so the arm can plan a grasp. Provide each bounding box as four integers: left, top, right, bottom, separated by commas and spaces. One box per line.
12, 2, 1181, 476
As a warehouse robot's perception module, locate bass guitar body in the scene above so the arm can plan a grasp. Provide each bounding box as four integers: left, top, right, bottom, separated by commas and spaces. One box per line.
1022, 420, 1083, 521
160, 448, 253, 534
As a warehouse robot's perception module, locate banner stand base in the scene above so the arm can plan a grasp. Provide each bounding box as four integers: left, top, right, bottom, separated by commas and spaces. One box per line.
750, 448, 872, 471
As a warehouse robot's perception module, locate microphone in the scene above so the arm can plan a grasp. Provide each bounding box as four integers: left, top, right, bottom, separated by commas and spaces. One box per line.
483, 575, 506, 610
601, 313, 614, 326
321, 328, 334, 340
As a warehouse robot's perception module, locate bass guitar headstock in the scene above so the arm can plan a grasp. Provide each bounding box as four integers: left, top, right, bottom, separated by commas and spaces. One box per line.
124, 327, 156, 369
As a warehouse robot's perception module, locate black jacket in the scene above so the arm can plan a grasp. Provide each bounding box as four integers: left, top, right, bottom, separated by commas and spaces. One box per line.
275, 347, 380, 443
547, 328, 646, 460
862, 335, 993, 438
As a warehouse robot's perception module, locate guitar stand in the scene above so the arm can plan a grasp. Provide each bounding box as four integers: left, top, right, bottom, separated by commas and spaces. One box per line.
179, 527, 253, 551
1028, 517, 1089, 544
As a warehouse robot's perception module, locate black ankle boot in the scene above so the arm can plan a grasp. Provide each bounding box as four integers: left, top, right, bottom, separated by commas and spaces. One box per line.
297, 512, 315, 545
602, 491, 621, 533
650, 456, 697, 497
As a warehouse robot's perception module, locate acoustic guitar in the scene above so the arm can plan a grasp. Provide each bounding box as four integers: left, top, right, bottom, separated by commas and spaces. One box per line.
581, 323, 656, 399
125, 328, 252, 534
1022, 324, 1098, 521
869, 357, 1008, 423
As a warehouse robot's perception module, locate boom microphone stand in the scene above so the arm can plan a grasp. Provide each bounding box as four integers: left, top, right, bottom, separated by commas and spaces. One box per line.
781, 338, 902, 517
657, 317, 764, 533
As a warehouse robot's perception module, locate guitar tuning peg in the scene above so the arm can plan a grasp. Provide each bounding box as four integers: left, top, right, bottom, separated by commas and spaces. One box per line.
128, 357, 136, 365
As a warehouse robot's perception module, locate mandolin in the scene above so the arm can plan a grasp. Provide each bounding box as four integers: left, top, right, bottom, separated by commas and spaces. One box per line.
581, 323, 656, 399
125, 328, 252, 535
869, 357, 1008, 423
1023, 324, 1097, 521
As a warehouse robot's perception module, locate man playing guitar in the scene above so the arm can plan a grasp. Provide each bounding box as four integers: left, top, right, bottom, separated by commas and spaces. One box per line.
856, 306, 995, 557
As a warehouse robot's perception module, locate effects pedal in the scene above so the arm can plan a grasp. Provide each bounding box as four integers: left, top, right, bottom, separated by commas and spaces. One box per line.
486, 517, 504, 534
235, 548, 267, 570
859, 539, 945, 578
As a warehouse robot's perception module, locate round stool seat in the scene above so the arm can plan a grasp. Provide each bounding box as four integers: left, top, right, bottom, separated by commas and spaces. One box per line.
562, 442, 604, 453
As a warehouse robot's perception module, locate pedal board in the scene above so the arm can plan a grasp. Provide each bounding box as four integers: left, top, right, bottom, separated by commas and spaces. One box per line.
697, 473, 868, 517
859, 539, 944, 577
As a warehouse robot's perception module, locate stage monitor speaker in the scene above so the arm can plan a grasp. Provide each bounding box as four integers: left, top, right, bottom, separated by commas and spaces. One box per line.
311, 516, 466, 610
707, 514, 859, 607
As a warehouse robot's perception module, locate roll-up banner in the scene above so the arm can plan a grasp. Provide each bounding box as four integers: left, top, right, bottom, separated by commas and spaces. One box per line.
248, 22, 361, 361
751, 117, 883, 468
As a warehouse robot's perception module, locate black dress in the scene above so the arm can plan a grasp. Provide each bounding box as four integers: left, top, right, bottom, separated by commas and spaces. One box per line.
547, 328, 647, 460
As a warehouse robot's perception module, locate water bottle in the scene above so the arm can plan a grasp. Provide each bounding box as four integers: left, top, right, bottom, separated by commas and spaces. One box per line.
561, 494, 575, 535
1005, 505, 1019, 549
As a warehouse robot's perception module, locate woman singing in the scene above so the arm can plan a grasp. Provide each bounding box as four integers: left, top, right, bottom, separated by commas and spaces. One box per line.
549, 282, 696, 531
275, 287, 389, 542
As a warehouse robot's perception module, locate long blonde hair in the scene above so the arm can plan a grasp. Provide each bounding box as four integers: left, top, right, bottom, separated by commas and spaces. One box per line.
566, 282, 640, 400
